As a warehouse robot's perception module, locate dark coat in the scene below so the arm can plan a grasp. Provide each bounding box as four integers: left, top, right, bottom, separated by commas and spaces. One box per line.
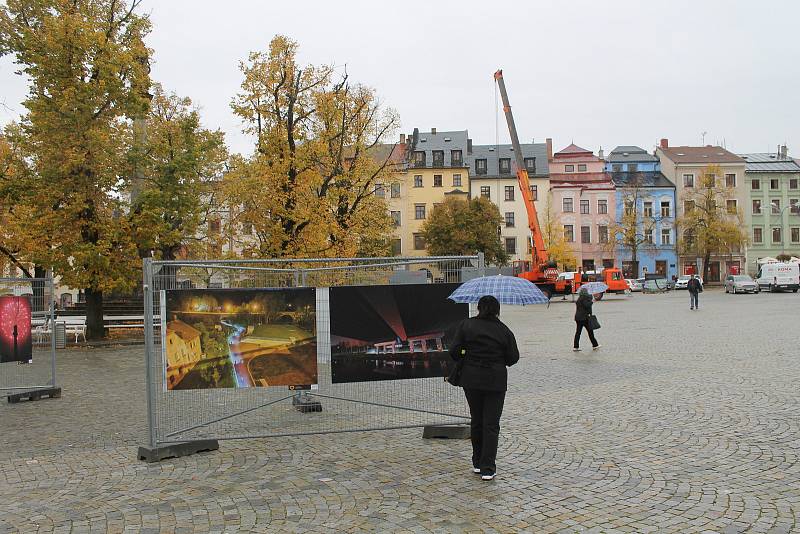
688, 278, 703, 293
448, 315, 519, 392
574, 293, 594, 322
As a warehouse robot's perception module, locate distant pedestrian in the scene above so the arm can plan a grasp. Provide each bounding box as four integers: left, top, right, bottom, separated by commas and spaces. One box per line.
688, 274, 703, 310
574, 287, 600, 351
448, 295, 519, 481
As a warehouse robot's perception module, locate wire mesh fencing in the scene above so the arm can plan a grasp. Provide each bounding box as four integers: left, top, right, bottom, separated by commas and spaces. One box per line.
0, 278, 56, 396
144, 256, 483, 447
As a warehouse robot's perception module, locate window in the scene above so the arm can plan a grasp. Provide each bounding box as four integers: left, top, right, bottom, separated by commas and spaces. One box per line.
505, 212, 515, 227
643, 201, 653, 217
451, 150, 462, 166
751, 179, 761, 190
563, 198, 574, 212
209, 218, 221, 234
624, 200, 634, 216
773, 227, 782, 243
243, 223, 253, 235
660, 201, 670, 217
581, 226, 591, 244
375, 183, 385, 197
433, 174, 442, 187
564, 225, 574, 242
597, 199, 608, 214
504, 186, 515, 201
706, 174, 717, 187
390, 211, 401, 227
791, 199, 799, 214
452, 174, 462, 187
661, 228, 671, 245
565, 164, 575, 173
598, 225, 609, 244
683, 174, 694, 187
480, 186, 490, 198
725, 173, 736, 188
727, 199, 738, 214
753, 227, 763, 243
684, 200, 695, 213
772, 199, 781, 214
504, 237, 517, 254
391, 239, 402, 256
752, 199, 762, 215
628, 163, 638, 173
530, 185, 538, 201
499, 158, 511, 174
432, 150, 444, 167
771, 179, 780, 190
580, 200, 590, 214
414, 175, 423, 187
413, 151, 426, 167
413, 233, 426, 250
524, 157, 536, 172
391, 183, 400, 198
793, 228, 800, 243
577, 164, 587, 172
414, 204, 426, 219
475, 159, 487, 174
611, 164, 623, 172
644, 229, 653, 244
684, 230, 695, 248
791, 179, 799, 190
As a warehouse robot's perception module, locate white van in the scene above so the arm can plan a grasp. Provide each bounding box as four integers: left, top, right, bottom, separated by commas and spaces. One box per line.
755, 262, 800, 292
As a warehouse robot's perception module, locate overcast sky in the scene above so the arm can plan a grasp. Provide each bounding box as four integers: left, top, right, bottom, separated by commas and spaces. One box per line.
2, 0, 799, 157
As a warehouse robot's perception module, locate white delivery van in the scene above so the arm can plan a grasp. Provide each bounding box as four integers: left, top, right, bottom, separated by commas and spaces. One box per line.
755, 262, 800, 292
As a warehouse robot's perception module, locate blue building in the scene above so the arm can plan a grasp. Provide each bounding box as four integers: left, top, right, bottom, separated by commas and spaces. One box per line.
606, 146, 677, 279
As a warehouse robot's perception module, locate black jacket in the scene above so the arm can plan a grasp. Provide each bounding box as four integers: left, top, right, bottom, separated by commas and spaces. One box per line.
687, 278, 703, 293
448, 316, 519, 391
574, 293, 594, 322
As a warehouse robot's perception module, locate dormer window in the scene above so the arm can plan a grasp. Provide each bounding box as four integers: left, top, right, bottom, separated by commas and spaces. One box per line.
413, 151, 426, 167
475, 159, 487, 175
499, 158, 511, 174
432, 150, 444, 167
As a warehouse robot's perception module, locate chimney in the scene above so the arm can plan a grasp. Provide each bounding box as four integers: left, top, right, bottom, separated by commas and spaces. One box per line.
598, 146, 604, 160
546, 138, 553, 161
431, 127, 437, 135
400, 133, 406, 144
412, 128, 419, 147
467, 138, 473, 155
781, 144, 788, 159
660, 138, 669, 149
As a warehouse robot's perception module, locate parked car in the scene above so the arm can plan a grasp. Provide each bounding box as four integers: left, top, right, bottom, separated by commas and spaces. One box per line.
674, 275, 703, 289
724, 274, 759, 294
626, 278, 643, 292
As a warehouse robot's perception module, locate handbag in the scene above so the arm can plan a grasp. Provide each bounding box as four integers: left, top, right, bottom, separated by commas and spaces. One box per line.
588, 314, 601, 330
445, 347, 466, 386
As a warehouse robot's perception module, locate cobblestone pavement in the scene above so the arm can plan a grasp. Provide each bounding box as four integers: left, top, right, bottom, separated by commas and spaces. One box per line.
2, 289, 799, 533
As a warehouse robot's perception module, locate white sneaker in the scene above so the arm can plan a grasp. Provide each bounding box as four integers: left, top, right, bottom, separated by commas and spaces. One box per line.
593, 345, 601, 351
573, 348, 581, 352
472, 467, 481, 474
481, 472, 496, 481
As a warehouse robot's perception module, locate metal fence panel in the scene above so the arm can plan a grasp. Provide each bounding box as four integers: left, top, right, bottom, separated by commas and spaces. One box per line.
0, 278, 57, 396
144, 257, 481, 446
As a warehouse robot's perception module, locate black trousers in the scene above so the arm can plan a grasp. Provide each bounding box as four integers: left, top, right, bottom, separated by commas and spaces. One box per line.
463, 388, 506, 473
574, 320, 598, 349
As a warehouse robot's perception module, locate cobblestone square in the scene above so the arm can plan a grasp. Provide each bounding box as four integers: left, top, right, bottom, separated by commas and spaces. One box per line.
1, 289, 799, 533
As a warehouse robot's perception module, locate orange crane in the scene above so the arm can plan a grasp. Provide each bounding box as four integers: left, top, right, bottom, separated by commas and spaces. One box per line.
493, 70, 559, 294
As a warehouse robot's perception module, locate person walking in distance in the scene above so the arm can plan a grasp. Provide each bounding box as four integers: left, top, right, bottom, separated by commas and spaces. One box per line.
688, 274, 703, 310
449, 295, 519, 481
573, 287, 599, 351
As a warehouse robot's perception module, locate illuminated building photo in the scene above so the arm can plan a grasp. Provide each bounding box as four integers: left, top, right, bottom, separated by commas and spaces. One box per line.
164, 289, 317, 390
329, 283, 467, 383
0, 296, 32, 364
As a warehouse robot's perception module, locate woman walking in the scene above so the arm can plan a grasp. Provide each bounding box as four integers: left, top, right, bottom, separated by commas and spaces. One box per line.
574, 287, 600, 351
449, 295, 519, 481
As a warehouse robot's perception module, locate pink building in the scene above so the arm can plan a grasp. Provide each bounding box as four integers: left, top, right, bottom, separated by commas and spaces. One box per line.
550, 144, 616, 272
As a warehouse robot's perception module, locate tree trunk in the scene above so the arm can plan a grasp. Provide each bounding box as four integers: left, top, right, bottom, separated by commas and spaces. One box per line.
32, 265, 47, 313
703, 251, 711, 282
84, 288, 105, 340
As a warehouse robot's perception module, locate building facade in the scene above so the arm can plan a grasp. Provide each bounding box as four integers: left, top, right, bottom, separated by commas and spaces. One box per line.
740, 148, 800, 270
467, 142, 549, 262
656, 140, 748, 281
549, 144, 616, 271
607, 146, 677, 279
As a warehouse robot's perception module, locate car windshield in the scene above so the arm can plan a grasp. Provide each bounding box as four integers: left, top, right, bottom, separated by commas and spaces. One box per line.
678, 275, 691, 280
733, 275, 752, 282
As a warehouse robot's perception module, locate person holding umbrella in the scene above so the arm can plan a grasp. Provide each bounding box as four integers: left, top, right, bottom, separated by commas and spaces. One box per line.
574, 286, 600, 351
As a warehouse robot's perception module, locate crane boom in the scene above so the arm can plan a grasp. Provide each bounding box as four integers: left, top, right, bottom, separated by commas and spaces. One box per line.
493, 69, 548, 268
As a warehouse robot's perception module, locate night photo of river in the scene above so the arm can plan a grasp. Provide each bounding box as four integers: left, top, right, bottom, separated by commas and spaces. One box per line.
329, 283, 467, 383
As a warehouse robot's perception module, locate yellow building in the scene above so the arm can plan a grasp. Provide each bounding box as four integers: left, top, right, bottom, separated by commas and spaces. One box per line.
165, 319, 202, 388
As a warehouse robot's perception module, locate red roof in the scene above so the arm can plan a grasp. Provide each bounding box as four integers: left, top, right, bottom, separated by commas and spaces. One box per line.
555, 143, 593, 156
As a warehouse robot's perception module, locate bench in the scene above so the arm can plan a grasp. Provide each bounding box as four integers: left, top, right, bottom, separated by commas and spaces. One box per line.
104, 315, 160, 330
63, 317, 87, 343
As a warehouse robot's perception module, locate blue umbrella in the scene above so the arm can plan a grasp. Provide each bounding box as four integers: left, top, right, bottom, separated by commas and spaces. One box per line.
448, 275, 550, 305
581, 281, 609, 295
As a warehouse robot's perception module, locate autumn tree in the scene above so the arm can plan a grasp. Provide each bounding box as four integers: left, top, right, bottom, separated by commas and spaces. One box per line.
608, 175, 657, 278
421, 196, 508, 266
540, 197, 577, 270
677, 165, 748, 281
0, 0, 152, 338
224, 35, 395, 259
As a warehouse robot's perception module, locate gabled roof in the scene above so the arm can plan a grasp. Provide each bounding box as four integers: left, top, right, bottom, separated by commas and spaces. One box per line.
467, 143, 549, 177
658, 146, 744, 164
608, 145, 658, 163
168, 319, 200, 341
610, 171, 675, 188
739, 153, 800, 173
555, 143, 593, 156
